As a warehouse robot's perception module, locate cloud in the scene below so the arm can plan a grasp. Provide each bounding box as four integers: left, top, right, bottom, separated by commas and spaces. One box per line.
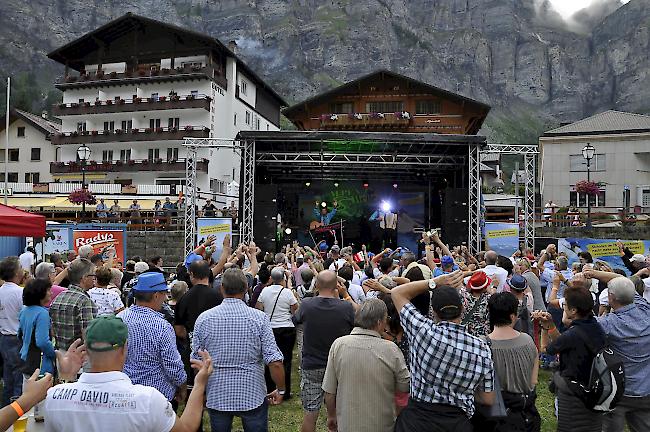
535, 0, 628, 34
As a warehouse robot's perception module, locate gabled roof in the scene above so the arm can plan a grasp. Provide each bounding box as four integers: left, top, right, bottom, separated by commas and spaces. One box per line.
47, 13, 287, 107
283, 69, 491, 117
0, 109, 60, 136
543, 110, 650, 137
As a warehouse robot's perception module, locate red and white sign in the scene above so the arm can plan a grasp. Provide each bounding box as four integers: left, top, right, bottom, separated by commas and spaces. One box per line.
72, 230, 126, 264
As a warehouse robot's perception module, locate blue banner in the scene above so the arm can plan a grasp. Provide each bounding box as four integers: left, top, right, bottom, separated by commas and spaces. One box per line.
559, 238, 650, 274
197, 218, 232, 259
485, 222, 520, 256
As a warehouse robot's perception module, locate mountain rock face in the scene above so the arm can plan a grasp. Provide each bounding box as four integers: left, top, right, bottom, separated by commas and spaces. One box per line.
0, 0, 648, 142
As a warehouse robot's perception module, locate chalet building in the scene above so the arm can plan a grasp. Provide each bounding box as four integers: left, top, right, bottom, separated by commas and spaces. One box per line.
47, 13, 286, 206
283, 70, 490, 135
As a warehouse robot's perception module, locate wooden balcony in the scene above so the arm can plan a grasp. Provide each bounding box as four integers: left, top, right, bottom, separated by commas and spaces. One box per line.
319, 113, 411, 130
52, 94, 211, 116
51, 126, 210, 145
56, 65, 228, 90
50, 158, 208, 174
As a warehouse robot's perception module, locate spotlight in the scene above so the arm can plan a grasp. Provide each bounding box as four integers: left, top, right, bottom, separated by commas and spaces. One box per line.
305, 182, 311, 187
381, 201, 391, 212
284, 227, 292, 235
334, 182, 339, 187
362, 181, 369, 188
393, 183, 398, 189
321, 202, 327, 208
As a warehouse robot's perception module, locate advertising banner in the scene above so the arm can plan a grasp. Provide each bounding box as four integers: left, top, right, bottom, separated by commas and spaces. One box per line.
73, 229, 127, 264
197, 218, 232, 258
485, 222, 520, 256
558, 238, 650, 274
35, 224, 72, 262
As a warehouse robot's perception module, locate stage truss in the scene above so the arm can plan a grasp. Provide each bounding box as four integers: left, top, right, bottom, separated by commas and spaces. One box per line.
184, 136, 538, 257
470, 144, 539, 254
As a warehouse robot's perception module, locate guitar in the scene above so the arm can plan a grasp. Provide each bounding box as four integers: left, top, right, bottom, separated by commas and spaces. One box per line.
310, 220, 325, 230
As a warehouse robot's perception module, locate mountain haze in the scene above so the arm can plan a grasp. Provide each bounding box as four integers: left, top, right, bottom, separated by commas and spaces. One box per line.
0, 0, 649, 143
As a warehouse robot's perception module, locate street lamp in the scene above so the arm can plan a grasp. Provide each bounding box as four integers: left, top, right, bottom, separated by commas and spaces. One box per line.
582, 143, 595, 229
77, 144, 91, 221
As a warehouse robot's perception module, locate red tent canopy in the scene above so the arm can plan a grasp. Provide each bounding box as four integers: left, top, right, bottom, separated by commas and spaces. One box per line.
0, 203, 46, 237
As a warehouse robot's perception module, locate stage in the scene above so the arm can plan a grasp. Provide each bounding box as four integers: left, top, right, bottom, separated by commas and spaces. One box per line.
236, 130, 486, 253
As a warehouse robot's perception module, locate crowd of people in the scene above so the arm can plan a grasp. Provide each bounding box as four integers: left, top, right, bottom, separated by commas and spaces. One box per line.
0, 231, 649, 432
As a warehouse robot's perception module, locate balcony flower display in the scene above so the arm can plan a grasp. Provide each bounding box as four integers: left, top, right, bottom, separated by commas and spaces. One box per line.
142, 159, 149, 165
394, 111, 411, 120
161, 68, 170, 75
106, 99, 113, 105
347, 113, 363, 120
575, 180, 600, 196
127, 160, 136, 165
134, 97, 142, 103
91, 130, 99, 136
159, 96, 167, 102
115, 160, 123, 166
369, 112, 385, 119
145, 128, 153, 133
89, 160, 97, 166
68, 189, 97, 205
184, 125, 193, 131
131, 128, 139, 134
118, 99, 126, 105
154, 158, 163, 164
156, 127, 164, 133
84, 102, 91, 107
115, 129, 123, 135
94, 100, 102, 106
109, 71, 117, 78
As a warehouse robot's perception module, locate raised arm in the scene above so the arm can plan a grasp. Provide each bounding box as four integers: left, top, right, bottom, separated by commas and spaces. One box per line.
211, 234, 232, 277
431, 232, 451, 257
391, 270, 464, 312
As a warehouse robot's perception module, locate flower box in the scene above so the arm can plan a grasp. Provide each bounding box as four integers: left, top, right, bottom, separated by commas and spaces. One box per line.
96, 70, 104, 78
71, 131, 79, 137
109, 71, 117, 78
84, 101, 91, 107
171, 95, 180, 101
141, 159, 149, 165
145, 128, 153, 133
169, 127, 178, 133
94, 100, 102, 106
161, 68, 170, 75
131, 128, 140, 134
191, 64, 202, 71
104, 130, 112, 135
118, 99, 125, 105
80, 131, 89, 136
155, 127, 164, 133
134, 97, 141, 103
115, 160, 123, 166
186, 94, 195, 100
159, 96, 167, 102
127, 160, 136, 165
58, 103, 66, 109
33, 183, 49, 193
184, 125, 193, 131
70, 103, 79, 108
89, 160, 97, 166
121, 185, 137, 194
68, 189, 97, 205
154, 158, 163, 164
138, 70, 147, 77
91, 130, 99, 136
115, 129, 123, 135
147, 97, 155, 103
575, 180, 601, 196
369, 112, 385, 119
106, 100, 113, 105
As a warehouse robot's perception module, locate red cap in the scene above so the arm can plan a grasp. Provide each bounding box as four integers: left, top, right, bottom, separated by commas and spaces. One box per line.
467, 271, 492, 291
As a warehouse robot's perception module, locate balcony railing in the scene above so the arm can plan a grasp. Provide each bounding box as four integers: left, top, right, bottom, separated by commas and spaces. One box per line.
53, 94, 211, 116
319, 112, 411, 129
50, 158, 208, 174
56, 65, 228, 90
0, 183, 189, 195
51, 126, 210, 145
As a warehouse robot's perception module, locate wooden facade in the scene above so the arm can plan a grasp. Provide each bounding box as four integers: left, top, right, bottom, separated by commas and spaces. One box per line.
284, 70, 490, 135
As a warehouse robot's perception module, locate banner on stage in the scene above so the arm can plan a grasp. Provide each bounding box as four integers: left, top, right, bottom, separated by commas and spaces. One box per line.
73, 229, 126, 264
485, 222, 519, 256
559, 238, 650, 274
197, 218, 232, 258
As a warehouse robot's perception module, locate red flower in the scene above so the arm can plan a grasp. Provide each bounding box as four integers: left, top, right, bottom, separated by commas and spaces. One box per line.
68, 189, 97, 205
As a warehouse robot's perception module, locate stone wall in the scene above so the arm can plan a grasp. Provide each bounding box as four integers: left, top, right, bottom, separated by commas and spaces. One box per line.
536, 225, 650, 240
127, 230, 185, 266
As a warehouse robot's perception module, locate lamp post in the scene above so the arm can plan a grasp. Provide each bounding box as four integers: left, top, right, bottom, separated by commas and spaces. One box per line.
77, 144, 91, 221
582, 143, 595, 229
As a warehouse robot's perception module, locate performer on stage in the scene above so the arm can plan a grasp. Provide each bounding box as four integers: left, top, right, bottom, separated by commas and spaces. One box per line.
369, 202, 398, 249
310, 201, 338, 247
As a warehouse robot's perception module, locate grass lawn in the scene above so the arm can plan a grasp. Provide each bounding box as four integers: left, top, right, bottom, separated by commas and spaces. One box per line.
208, 354, 560, 432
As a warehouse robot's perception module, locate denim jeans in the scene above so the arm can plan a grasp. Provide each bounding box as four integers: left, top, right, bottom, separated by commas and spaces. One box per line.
602, 395, 650, 432
208, 401, 268, 432
0, 335, 23, 407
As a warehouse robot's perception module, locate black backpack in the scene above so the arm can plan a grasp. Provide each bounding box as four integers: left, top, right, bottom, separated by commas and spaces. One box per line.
570, 326, 626, 412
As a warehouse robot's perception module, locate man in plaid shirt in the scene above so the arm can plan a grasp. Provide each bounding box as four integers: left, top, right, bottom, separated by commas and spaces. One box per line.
49, 258, 98, 351
390, 270, 495, 432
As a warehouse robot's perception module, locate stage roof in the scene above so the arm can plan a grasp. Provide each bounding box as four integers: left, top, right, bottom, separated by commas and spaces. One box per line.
237, 130, 485, 182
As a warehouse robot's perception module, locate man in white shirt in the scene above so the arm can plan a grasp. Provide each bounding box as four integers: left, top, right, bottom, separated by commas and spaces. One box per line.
482, 251, 508, 292
328, 245, 347, 271
18, 246, 35, 273
0, 256, 25, 406
44, 315, 212, 432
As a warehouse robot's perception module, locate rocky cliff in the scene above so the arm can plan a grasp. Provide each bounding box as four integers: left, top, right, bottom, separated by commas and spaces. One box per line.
0, 0, 648, 143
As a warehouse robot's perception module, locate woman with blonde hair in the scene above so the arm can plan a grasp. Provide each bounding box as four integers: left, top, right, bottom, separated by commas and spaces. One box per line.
515, 258, 546, 312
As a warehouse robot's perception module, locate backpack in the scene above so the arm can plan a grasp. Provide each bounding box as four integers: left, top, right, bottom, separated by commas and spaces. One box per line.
570, 326, 625, 412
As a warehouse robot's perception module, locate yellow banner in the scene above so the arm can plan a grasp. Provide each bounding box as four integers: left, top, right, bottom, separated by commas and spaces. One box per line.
198, 224, 231, 235
486, 229, 519, 239
587, 241, 644, 258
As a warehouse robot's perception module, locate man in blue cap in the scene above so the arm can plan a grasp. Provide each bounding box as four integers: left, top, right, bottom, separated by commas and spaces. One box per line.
117, 272, 187, 410
433, 255, 459, 277
509, 274, 533, 336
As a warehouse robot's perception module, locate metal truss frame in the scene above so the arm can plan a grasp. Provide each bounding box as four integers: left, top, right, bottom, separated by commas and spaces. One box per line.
182, 138, 244, 256
477, 144, 539, 253
468, 145, 482, 255
256, 152, 463, 166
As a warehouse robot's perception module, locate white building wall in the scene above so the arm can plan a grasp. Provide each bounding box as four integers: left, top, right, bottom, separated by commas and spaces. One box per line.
0, 119, 56, 183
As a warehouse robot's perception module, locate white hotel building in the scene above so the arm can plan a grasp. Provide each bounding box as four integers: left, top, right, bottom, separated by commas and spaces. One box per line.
46, 13, 286, 207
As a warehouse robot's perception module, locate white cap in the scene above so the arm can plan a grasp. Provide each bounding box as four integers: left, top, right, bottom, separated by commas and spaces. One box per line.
630, 254, 646, 263
134, 262, 149, 274
296, 254, 304, 259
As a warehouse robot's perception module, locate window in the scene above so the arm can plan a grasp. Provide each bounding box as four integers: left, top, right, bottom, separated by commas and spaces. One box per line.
8, 149, 19, 162
642, 189, 650, 207
102, 150, 113, 162
330, 103, 353, 114
245, 111, 251, 125
168, 117, 180, 129
210, 179, 228, 194
167, 147, 179, 161
256, 117, 260, 130
77, 122, 87, 132
234, 113, 237, 126
365, 101, 404, 113
570, 189, 606, 207
30, 148, 40, 161
240, 81, 247, 96
120, 149, 131, 161
17, 127, 25, 138
149, 119, 161, 129
25, 173, 39, 183
416, 100, 441, 115
148, 148, 160, 160
569, 154, 606, 172
7, 172, 18, 183
103, 121, 115, 132
121, 120, 132, 131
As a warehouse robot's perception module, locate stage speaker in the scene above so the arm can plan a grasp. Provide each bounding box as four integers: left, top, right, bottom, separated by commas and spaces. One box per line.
254, 185, 278, 252
441, 188, 469, 247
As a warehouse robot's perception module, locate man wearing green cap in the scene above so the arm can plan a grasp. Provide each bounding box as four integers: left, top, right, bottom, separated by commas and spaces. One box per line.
43, 315, 213, 432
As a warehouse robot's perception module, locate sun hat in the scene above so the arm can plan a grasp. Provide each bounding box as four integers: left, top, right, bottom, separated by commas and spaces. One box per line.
467, 271, 492, 291
134, 272, 168, 292
508, 274, 528, 291
85, 316, 128, 352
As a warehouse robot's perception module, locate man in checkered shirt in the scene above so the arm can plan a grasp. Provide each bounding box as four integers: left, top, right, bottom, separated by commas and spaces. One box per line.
390, 270, 495, 432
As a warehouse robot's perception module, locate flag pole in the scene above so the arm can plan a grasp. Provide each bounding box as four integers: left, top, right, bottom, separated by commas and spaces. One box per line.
4, 77, 10, 205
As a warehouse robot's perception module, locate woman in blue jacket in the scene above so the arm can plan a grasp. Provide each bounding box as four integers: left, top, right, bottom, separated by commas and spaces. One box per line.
18, 279, 56, 378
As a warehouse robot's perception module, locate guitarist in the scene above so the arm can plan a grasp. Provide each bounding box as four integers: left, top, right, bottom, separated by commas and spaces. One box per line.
311, 200, 338, 229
